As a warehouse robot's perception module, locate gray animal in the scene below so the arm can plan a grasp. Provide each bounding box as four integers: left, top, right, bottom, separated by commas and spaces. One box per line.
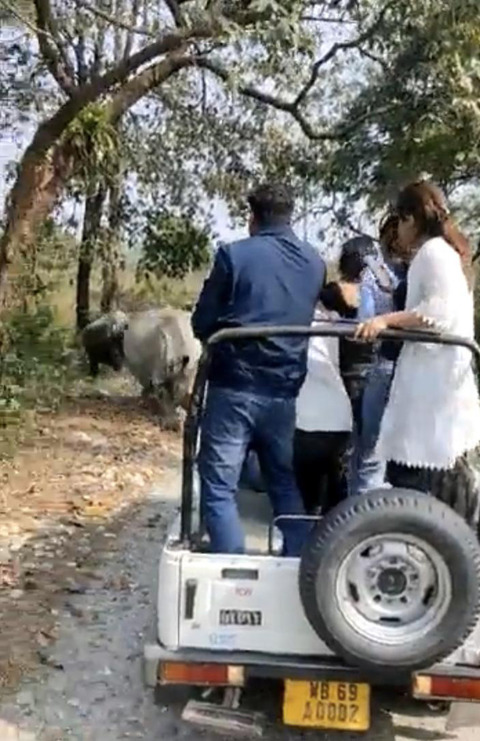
123, 308, 201, 408
82, 308, 201, 408
82, 310, 129, 377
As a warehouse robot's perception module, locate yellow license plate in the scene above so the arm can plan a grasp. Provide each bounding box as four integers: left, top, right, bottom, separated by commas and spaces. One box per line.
283, 679, 370, 731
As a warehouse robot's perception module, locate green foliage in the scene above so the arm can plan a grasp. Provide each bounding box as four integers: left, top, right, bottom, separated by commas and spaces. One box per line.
0, 305, 75, 429
137, 210, 211, 281
64, 104, 120, 191
324, 0, 480, 206
121, 272, 204, 313
9, 217, 77, 305
36, 217, 77, 273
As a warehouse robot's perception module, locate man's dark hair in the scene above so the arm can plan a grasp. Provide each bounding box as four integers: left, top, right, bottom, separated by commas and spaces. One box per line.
247, 183, 294, 225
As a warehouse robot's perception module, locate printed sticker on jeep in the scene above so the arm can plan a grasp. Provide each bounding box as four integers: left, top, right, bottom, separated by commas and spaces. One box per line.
219, 609, 262, 626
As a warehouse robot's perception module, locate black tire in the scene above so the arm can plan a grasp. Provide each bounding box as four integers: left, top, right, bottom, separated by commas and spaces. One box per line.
299, 489, 480, 676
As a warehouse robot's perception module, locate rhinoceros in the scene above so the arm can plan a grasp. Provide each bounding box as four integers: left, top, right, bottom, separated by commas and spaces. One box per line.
123, 308, 201, 407
81, 310, 129, 377
82, 308, 201, 409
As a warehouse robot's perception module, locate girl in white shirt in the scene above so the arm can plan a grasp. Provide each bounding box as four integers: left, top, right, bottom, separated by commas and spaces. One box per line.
295, 305, 353, 514
356, 180, 480, 527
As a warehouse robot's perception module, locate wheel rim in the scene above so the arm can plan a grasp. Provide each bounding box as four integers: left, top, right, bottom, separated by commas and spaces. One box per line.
329, 533, 453, 646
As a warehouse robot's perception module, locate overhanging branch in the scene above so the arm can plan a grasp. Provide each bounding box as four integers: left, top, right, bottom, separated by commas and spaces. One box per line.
294, 0, 395, 108
29, 22, 217, 159
78, 0, 155, 36
123, 0, 142, 59
0, 0, 50, 37
109, 53, 196, 120
33, 0, 77, 95
199, 58, 396, 142
198, 59, 339, 140
164, 0, 183, 26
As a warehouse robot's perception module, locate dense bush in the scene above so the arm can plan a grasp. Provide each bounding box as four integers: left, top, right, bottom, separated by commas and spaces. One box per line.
0, 304, 74, 428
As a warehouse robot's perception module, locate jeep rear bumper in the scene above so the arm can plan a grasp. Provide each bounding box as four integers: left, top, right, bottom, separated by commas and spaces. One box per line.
143, 642, 407, 688
144, 642, 480, 690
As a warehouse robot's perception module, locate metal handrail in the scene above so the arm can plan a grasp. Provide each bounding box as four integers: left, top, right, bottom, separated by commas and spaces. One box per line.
180, 322, 480, 544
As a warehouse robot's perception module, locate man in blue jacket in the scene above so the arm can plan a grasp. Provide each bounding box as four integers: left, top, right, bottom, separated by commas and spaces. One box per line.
192, 183, 326, 556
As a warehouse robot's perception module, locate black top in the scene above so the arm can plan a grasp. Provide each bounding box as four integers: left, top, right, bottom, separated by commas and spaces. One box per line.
321, 281, 373, 402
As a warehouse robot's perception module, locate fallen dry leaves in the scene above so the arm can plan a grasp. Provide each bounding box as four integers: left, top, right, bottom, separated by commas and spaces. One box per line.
0, 392, 181, 694
0, 396, 180, 531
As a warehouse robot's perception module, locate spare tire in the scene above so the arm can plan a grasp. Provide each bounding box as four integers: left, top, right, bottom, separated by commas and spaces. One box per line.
299, 489, 480, 676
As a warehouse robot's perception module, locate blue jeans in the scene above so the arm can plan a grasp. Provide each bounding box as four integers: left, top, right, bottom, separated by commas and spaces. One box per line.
198, 386, 308, 556
354, 362, 394, 495
240, 449, 265, 492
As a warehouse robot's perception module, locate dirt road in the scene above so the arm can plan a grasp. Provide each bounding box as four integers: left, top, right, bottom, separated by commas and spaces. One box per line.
1, 387, 479, 740
0, 476, 478, 740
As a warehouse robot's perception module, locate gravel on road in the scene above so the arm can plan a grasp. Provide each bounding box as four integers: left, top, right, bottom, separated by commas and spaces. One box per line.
0, 476, 479, 741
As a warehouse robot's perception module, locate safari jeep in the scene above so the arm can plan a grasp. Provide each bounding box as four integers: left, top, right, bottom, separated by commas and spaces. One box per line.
144, 323, 480, 735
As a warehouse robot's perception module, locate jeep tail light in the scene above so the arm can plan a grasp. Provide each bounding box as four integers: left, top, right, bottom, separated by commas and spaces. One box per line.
413, 674, 480, 701
159, 662, 244, 687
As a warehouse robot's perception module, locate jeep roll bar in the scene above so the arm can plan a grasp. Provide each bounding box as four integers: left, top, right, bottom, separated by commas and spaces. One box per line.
180, 323, 480, 545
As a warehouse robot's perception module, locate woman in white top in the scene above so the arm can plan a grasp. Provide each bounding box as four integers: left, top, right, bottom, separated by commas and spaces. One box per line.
295, 305, 353, 514
356, 180, 480, 526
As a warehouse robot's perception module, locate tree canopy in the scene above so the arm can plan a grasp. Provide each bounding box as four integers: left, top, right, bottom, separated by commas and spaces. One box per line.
0, 1, 410, 299
1, 0, 479, 312
322, 0, 480, 213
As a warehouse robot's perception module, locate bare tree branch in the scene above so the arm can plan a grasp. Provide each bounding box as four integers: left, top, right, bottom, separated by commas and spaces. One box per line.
358, 46, 388, 71
27, 19, 220, 165
1, 0, 78, 94
78, 0, 155, 36
109, 53, 195, 120
79, 0, 266, 38
34, 0, 77, 95
0, 0, 50, 36
199, 58, 396, 142
113, 0, 125, 62
123, 0, 142, 59
294, 0, 394, 108
74, 0, 88, 84
164, 0, 183, 26
198, 58, 337, 140
301, 15, 355, 23
92, 1, 107, 76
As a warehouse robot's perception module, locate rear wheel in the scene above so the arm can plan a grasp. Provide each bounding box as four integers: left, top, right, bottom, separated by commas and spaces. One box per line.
299, 489, 480, 676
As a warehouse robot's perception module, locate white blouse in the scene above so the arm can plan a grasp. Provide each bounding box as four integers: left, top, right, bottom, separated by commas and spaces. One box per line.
296, 314, 353, 433
376, 237, 480, 470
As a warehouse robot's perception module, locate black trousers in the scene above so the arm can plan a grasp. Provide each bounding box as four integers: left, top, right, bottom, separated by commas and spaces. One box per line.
293, 430, 349, 515
387, 457, 480, 531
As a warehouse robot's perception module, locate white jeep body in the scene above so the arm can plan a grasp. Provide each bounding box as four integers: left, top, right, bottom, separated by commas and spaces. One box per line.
150, 487, 480, 673
158, 514, 331, 657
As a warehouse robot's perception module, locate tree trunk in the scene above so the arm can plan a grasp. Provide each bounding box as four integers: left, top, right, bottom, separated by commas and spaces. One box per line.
0, 143, 74, 308
99, 17, 125, 317
100, 260, 119, 314
100, 179, 122, 314
0, 52, 195, 308
76, 188, 105, 331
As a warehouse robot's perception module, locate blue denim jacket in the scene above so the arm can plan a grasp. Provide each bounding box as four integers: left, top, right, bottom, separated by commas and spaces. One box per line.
358, 261, 406, 367
192, 224, 325, 397
358, 262, 401, 320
